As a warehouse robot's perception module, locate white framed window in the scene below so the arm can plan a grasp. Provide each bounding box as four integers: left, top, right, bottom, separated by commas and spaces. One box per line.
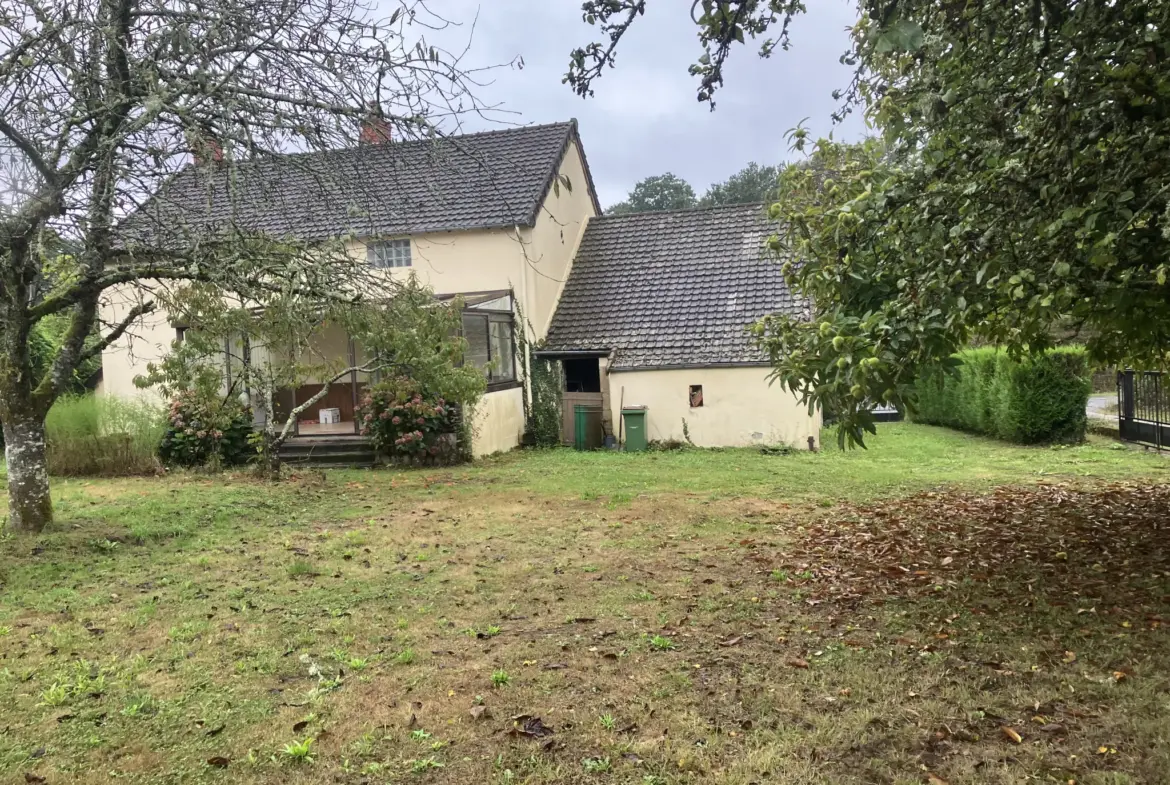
367, 238, 412, 268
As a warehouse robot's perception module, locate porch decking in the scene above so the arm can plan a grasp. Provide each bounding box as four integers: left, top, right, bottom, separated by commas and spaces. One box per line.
296, 421, 360, 436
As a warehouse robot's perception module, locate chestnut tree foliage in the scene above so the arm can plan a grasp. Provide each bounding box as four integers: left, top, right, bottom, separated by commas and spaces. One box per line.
569, 1, 1170, 445
0, 0, 494, 531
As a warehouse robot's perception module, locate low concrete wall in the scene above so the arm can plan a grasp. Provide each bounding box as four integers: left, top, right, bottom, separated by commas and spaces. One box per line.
470, 386, 525, 457
608, 366, 820, 449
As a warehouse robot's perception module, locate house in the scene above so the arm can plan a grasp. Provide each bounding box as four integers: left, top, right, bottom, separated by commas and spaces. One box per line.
538, 204, 821, 449
100, 120, 600, 457
100, 119, 820, 456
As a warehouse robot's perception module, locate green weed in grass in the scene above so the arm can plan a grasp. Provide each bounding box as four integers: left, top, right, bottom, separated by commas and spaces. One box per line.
287, 559, 316, 577
281, 738, 314, 763
121, 694, 158, 717
38, 682, 69, 707
648, 635, 674, 651
581, 757, 611, 774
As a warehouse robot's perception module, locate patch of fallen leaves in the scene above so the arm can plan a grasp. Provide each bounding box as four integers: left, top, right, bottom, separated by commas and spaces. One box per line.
507, 715, 554, 740
780, 482, 1170, 608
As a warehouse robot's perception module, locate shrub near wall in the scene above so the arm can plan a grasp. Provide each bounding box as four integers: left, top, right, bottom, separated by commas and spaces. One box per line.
912, 347, 1091, 444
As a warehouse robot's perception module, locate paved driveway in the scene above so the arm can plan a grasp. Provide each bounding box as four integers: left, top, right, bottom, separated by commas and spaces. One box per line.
1087, 393, 1116, 421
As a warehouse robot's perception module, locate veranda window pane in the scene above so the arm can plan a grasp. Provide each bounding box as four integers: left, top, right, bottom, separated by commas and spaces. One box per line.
489, 320, 514, 382
463, 315, 490, 377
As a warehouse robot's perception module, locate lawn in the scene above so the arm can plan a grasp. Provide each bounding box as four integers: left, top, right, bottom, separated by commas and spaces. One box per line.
1, 423, 1168, 784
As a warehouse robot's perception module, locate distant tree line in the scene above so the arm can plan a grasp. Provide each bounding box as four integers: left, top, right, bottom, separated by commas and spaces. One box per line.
606, 162, 782, 215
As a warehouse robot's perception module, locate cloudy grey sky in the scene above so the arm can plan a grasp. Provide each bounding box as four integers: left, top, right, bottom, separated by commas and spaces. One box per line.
421, 1, 868, 208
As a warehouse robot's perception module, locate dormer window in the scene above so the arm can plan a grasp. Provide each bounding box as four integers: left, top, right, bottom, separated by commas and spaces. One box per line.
367, 238, 411, 268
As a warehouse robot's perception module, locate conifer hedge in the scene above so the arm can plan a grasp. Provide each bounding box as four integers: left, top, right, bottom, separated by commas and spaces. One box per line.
911, 347, 1090, 444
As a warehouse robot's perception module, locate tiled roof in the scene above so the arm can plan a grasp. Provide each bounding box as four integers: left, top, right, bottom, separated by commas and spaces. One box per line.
543, 204, 808, 370
121, 121, 598, 245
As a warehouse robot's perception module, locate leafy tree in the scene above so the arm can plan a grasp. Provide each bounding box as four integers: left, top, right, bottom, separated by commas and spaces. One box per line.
607, 173, 697, 215
0, 0, 492, 531
570, 1, 1170, 445
700, 162, 782, 206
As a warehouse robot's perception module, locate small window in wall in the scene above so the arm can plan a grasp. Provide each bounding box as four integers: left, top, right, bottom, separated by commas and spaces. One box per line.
689, 384, 704, 408
367, 238, 412, 268
175, 326, 187, 344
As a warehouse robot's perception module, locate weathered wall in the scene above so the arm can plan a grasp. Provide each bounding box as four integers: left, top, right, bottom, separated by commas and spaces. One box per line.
607, 366, 821, 449
523, 140, 596, 339
98, 283, 180, 404
470, 386, 525, 456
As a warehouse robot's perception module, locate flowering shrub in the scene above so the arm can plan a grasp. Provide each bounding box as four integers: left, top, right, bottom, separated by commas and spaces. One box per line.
358, 380, 455, 462
158, 389, 254, 467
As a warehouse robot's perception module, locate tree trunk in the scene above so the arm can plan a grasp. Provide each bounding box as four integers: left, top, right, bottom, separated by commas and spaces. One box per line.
4, 410, 53, 533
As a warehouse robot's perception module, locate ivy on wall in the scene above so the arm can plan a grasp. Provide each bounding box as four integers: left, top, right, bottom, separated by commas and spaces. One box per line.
526, 356, 564, 447
513, 299, 564, 448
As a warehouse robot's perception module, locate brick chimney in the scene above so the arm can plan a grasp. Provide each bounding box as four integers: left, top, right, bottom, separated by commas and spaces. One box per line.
359, 108, 393, 145
186, 128, 224, 166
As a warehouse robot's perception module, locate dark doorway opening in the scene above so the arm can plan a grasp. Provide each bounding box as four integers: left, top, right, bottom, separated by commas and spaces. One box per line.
564, 358, 601, 393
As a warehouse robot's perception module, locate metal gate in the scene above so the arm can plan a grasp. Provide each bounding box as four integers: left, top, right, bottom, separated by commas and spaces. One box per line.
1117, 370, 1170, 449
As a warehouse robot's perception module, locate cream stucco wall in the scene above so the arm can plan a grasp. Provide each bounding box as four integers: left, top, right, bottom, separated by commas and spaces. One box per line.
345, 138, 595, 341
98, 283, 181, 404
523, 140, 596, 339
470, 387, 524, 456
608, 366, 821, 449
348, 228, 525, 298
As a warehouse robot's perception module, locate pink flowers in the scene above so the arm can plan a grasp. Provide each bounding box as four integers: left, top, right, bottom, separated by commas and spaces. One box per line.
357, 383, 456, 460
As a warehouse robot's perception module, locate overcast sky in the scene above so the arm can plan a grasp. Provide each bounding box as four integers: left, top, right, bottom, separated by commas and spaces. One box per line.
422, 1, 869, 208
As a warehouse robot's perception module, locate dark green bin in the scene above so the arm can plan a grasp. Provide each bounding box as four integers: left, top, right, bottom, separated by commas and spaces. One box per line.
574, 404, 603, 450
621, 406, 648, 452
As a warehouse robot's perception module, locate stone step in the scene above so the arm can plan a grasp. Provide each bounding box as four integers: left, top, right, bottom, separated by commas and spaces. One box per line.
279, 438, 376, 468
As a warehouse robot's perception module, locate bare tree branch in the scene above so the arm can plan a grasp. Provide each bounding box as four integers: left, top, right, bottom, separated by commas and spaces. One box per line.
80, 299, 156, 364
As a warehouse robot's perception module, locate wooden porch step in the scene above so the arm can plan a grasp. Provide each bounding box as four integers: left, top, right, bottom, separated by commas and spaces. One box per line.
279, 436, 377, 468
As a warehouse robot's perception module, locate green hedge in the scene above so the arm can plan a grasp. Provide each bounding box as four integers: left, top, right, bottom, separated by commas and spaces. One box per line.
911, 347, 1091, 444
